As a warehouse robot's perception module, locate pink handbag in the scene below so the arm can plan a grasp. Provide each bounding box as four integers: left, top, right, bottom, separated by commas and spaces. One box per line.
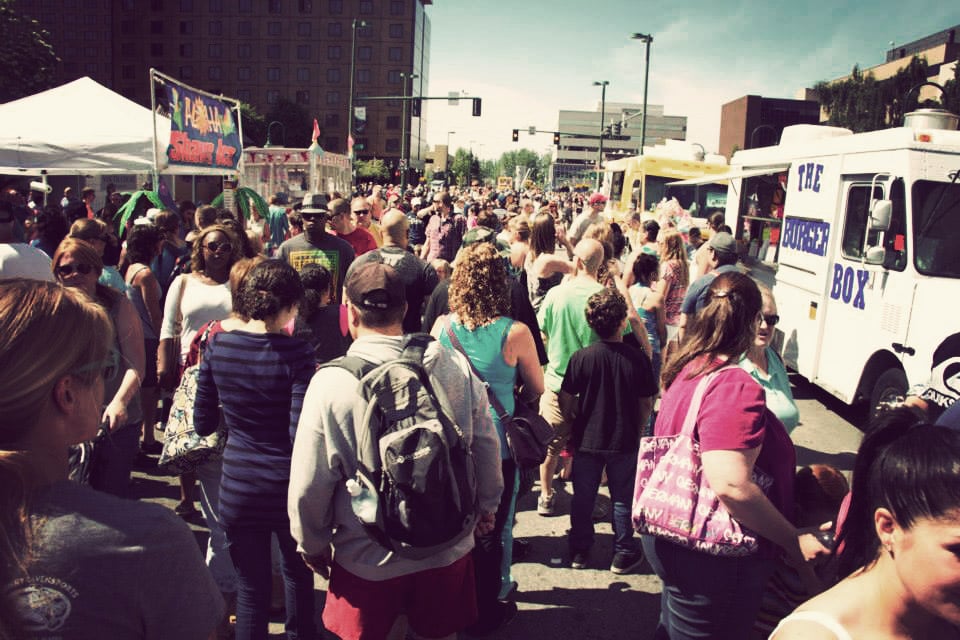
632, 367, 772, 557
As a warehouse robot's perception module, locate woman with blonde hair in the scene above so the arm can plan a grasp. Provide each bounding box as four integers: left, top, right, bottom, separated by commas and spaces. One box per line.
68, 217, 126, 292
656, 228, 689, 347
0, 279, 222, 638
52, 238, 145, 497
432, 241, 544, 635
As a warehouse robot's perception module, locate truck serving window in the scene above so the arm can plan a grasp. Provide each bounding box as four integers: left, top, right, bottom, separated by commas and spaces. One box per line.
914, 178, 960, 278
841, 180, 908, 272
610, 171, 625, 202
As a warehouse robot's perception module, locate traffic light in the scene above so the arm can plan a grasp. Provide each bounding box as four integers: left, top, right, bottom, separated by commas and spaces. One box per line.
553, 131, 560, 146
512, 129, 519, 142
612, 122, 622, 136
411, 98, 421, 117
472, 97, 482, 117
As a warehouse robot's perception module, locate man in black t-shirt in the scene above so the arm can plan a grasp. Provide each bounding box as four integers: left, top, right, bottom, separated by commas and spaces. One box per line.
278, 192, 355, 302
559, 289, 657, 575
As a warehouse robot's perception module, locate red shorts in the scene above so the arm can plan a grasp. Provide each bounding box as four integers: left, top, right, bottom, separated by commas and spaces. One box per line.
322, 554, 477, 640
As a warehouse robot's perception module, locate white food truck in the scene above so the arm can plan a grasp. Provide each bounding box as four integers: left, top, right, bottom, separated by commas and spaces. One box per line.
673, 107, 960, 413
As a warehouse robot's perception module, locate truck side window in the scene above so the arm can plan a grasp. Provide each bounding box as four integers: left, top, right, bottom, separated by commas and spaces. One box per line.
840, 181, 907, 271
610, 171, 625, 203
630, 179, 642, 211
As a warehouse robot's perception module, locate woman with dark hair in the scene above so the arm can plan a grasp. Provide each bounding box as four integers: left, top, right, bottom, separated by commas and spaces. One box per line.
432, 242, 544, 635
772, 407, 960, 639
52, 238, 145, 497
195, 259, 317, 639
152, 209, 190, 300
524, 212, 574, 312
120, 224, 165, 454
69, 217, 126, 292
645, 271, 828, 639
0, 279, 223, 639
30, 205, 69, 258
292, 263, 352, 363
629, 252, 667, 387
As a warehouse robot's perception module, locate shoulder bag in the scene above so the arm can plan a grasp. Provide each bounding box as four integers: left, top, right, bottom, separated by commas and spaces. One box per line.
632, 366, 773, 557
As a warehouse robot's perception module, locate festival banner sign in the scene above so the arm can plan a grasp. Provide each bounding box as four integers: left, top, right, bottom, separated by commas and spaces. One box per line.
162, 79, 240, 171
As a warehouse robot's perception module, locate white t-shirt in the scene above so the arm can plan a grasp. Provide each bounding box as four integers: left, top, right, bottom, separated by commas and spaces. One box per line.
0, 243, 54, 281
159, 273, 232, 363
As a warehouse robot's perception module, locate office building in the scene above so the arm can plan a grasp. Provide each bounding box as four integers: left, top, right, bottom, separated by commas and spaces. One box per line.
718, 95, 820, 159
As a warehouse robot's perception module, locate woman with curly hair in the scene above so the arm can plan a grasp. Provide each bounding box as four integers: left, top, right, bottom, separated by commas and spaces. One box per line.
431, 241, 544, 635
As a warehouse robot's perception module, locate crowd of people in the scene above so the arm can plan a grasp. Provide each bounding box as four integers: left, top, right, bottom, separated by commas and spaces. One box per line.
1, 179, 959, 640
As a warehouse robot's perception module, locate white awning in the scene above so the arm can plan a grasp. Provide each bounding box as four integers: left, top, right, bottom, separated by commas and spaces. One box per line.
667, 164, 791, 186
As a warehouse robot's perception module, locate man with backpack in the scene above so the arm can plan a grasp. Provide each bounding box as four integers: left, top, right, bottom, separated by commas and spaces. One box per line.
288, 262, 503, 640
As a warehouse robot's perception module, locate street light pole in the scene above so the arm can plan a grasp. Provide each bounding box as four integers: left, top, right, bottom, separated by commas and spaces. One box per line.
347, 19, 368, 183
593, 80, 609, 191
399, 72, 419, 192
632, 33, 653, 156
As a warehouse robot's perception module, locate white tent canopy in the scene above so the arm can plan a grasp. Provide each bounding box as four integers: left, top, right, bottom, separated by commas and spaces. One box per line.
0, 77, 230, 177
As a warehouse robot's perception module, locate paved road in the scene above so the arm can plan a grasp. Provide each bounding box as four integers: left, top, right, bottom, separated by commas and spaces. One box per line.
131, 373, 865, 639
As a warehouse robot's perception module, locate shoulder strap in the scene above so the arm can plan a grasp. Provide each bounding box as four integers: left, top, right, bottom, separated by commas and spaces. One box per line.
443, 317, 510, 422
679, 365, 736, 438
319, 354, 374, 380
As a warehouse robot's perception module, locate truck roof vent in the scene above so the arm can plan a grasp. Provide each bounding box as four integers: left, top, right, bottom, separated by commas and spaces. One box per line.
904, 108, 959, 131
779, 125, 853, 146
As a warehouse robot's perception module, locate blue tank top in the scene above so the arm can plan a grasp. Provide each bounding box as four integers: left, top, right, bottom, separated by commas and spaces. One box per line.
440, 315, 516, 459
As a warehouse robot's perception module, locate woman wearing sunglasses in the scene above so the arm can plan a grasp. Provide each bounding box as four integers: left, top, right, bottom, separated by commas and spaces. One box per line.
0, 278, 223, 639
51, 238, 146, 498
739, 286, 799, 433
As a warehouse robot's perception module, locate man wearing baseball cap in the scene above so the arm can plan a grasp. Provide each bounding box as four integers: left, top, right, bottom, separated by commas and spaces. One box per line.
568, 192, 607, 245
277, 192, 355, 302
289, 262, 503, 640
680, 231, 740, 327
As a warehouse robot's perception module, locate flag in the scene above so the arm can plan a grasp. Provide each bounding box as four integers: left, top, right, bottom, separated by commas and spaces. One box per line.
308, 118, 324, 157
348, 134, 355, 160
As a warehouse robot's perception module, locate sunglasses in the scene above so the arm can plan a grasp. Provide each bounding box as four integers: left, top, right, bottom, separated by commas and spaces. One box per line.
300, 212, 325, 222
203, 241, 232, 254
73, 348, 120, 382
761, 314, 780, 326
353, 209, 370, 216
55, 263, 95, 277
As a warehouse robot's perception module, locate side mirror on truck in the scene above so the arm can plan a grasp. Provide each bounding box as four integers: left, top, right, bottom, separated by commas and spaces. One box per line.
864, 246, 887, 265
869, 199, 892, 232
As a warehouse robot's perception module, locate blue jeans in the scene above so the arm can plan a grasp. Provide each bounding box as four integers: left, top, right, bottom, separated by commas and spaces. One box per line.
196, 458, 238, 594
225, 525, 317, 640
569, 450, 638, 555
642, 536, 772, 640
473, 458, 517, 624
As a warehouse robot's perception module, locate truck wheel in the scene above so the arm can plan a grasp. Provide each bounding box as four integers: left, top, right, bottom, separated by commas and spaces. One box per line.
869, 368, 908, 421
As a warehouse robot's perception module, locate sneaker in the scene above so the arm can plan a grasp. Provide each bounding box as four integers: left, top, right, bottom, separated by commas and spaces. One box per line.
570, 551, 589, 570
610, 550, 644, 575
537, 492, 557, 517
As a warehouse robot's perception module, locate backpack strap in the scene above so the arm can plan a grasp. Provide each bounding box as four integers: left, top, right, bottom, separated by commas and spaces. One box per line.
319, 354, 374, 379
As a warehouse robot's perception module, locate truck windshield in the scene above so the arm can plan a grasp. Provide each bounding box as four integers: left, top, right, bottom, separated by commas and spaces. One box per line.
914, 178, 960, 278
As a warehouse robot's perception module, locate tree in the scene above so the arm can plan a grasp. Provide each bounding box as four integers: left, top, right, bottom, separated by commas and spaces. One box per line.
0, 1, 60, 103
941, 56, 960, 116
264, 98, 312, 147
495, 148, 543, 184
450, 148, 475, 186
355, 158, 389, 180
239, 102, 267, 148
814, 57, 933, 132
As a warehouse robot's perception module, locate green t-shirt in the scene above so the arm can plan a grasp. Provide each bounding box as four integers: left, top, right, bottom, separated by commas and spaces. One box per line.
537, 277, 604, 393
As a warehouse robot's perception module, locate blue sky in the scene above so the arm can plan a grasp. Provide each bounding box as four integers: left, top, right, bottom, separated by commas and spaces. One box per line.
422, 1, 960, 160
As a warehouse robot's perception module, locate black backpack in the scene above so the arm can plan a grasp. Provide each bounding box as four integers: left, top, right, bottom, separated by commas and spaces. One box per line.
326, 333, 478, 559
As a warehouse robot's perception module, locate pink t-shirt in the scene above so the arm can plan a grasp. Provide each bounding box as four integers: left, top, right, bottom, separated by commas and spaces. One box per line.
656, 358, 796, 549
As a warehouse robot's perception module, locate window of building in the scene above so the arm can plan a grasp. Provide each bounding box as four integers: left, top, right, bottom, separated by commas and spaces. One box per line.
296, 68, 310, 82
208, 21, 222, 36
179, 43, 193, 57
85, 63, 98, 75
327, 22, 342, 37
299, 0, 312, 13
390, 0, 403, 15
237, 66, 251, 81
120, 19, 136, 32
269, 0, 282, 13
267, 90, 280, 104
357, 69, 371, 84
324, 137, 338, 152
208, 66, 222, 80
359, 0, 372, 14
151, 0, 163, 10
122, 65, 135, 79
386, 115, 400, 130
389, 24, 403, 38
296, 90, 310, 105
180, 0, 193, 10
327, 68, 341, 83
267, 44, 281, 58
179, 66, 194, 79
388, 46, 402, 62
237, 89, 251, 102
328, 0, 343, 14
150, 43, 164, 56
237, 43, 251, 58
84, 31, 96, 41
387, 70, 400, 84
326, 91, 340, 105
357, 24, 372, 38
208, 43, 222, 57
327, 45, 341, 60
238, 0, 252, 11
150, 20, 163, 34
179, 21, 193, 35
121, 42, 136, 56
208, 0, 222, 10
239, 21, 253, 36
357, 46, 372, 61
297, 22, 311, 36
385, 139, 400, 153
325, 113, 340, 126
297, 45, 311, 60
267, 21, 281, 36
267, 67, 281, 81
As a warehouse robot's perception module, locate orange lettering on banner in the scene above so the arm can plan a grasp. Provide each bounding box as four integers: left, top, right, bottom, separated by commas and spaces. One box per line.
168, 131, 215, 165
215, 140, 237, 168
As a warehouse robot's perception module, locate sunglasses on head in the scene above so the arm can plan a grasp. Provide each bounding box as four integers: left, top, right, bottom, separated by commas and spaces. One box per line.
55, 263, 94, 277
203, 240, 232, 254
73, 348, 120, 382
